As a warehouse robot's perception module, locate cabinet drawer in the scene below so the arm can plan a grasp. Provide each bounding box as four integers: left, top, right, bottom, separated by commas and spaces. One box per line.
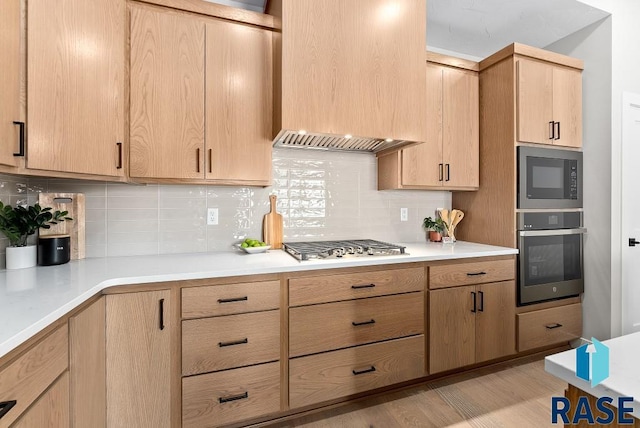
11, 371, 69, 428
0, 326, 68, 427
182, 310, 280, 376
518, 303, 582, 351
182, 280, 279, 318
429, 258, 515, 289
290, 335, 424, 409
182, 362, 280, 428
289, 267, 425, 306
289, 292, 423, 357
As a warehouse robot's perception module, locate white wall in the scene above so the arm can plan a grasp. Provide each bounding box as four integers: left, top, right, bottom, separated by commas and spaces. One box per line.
570, 0, 640, 338
0, 149, 450, 267
545, 17, 612, 340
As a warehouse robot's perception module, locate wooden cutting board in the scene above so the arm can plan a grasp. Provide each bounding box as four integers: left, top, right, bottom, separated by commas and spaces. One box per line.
38, 193, 85, 260
263, 195, 283, 249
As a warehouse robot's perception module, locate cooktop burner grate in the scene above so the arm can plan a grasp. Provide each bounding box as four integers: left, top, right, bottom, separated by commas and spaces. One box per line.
282, 239, 406, 261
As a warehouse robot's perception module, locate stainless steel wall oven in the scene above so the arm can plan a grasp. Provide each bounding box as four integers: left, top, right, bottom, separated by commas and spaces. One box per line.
517, 211, 585, 305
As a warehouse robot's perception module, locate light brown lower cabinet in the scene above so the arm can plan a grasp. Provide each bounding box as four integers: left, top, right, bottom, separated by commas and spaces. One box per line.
429, 281, 516, 374
0, 326, 68, 428
289, 292, 424, 357
289, 335, 425, 409
182, 361, 281, 428
518, 303, 582, 351
106, 289, 174, 428
11, 372, 69, 428
182, 310, 280, 376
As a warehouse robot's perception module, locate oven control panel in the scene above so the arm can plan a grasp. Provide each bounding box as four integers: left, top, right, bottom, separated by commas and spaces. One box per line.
518, 211, 583, 230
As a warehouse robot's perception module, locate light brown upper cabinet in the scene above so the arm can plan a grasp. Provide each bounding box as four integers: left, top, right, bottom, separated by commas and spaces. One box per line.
205, 20, 272, 184
516, 57, 582, 148
378, 55, 479, 190
129, 5, 272, 185
129, 6, 205, 180
27, 0, 126, 177
269, 0, 427, 150
0, 0, 21, 168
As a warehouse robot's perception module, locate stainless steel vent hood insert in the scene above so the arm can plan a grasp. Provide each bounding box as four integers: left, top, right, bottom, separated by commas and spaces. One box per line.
273, 130, 419, 153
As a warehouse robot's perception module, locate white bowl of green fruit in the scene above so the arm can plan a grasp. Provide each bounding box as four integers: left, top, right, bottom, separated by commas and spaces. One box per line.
237, 238, 271, 254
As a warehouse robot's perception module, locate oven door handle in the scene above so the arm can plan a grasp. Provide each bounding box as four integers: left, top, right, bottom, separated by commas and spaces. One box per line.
519, 228, 587, 237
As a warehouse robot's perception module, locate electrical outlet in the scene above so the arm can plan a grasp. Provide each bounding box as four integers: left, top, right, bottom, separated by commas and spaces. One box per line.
207, 208, 219, 225
400, 207, 408, 222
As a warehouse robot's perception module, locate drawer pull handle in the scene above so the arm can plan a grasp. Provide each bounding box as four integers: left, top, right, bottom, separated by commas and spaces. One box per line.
218, 338, 248, 347
546, 323, 563, 330
13, 122, 24, 157
467, 271, 487, 277
159, 298, 165, 331
0, 400, 17, 420
351, 283, 376, 289
478, 291, 484, 312
471, 291, 477, 313
352, 319, 376, 326
352, 366, 376, 376
218, 392, 248, 404
217, 296, 248, 304
116, 142, 123, 169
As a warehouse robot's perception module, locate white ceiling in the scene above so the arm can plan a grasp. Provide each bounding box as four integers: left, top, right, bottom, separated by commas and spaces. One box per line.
428, 0, 609, 58
205, 0, 610, 59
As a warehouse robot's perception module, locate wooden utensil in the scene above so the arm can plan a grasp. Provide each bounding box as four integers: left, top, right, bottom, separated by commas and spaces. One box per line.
38, 193, 85, 259
263, 195, 283, 249
439, 209, 450, 228
452, 210, 465, 228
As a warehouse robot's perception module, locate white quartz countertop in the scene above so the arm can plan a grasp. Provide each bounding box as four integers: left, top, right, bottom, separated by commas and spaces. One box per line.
545, 332, 640, 417
0, 241, 516, 359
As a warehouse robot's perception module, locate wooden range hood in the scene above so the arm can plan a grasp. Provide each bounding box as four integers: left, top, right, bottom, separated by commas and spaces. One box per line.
267, 0, 427, 153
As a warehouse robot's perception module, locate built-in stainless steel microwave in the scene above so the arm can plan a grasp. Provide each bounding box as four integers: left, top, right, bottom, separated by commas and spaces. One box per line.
518, 146, 583, 209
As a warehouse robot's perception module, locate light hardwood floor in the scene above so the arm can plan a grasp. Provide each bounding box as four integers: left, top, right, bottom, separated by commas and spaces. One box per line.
267, 357, 565, 427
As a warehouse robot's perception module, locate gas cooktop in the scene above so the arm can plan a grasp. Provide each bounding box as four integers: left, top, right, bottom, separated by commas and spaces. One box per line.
282, 239, 407, 261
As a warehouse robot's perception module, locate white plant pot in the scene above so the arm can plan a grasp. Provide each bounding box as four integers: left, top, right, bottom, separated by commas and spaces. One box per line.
6, 245, 37, 270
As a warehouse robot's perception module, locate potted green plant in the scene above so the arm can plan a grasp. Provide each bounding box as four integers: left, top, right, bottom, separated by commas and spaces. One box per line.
0, 202, 72, 269
423, 216, 445, 242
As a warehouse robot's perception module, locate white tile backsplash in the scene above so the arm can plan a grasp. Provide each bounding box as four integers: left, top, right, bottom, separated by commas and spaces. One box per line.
0, 149, 451, 261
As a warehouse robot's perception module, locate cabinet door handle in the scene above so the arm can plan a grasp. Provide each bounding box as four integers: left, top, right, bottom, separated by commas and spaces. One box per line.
218, 392, 248, 404
555, 122, 561, 140
218, 338, 248, 347
445, 164, 450, 182
549, 121, 555, 140
159, 298, 165, 331
352, 319, 376, 326
352, 366, 376, 376
217, 296, 248, 304
0, 400, 17, 420
439, 163, 444, 181
116, 142, 123, 169
208, 148, 212, 173
478, 291, 484, 312
471, 291, 477, 313
545, 323, 563, 330
351, 283, 375, 289
196, 148, 201, 173
12, 122, 25, 157
466, 271, 487, 277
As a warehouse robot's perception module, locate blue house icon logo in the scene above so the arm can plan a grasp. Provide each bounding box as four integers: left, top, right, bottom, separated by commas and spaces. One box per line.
576, 338, 610, 387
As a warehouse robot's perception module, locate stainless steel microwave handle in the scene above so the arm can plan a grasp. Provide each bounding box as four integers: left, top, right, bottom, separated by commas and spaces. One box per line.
519, 228, 587, 237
